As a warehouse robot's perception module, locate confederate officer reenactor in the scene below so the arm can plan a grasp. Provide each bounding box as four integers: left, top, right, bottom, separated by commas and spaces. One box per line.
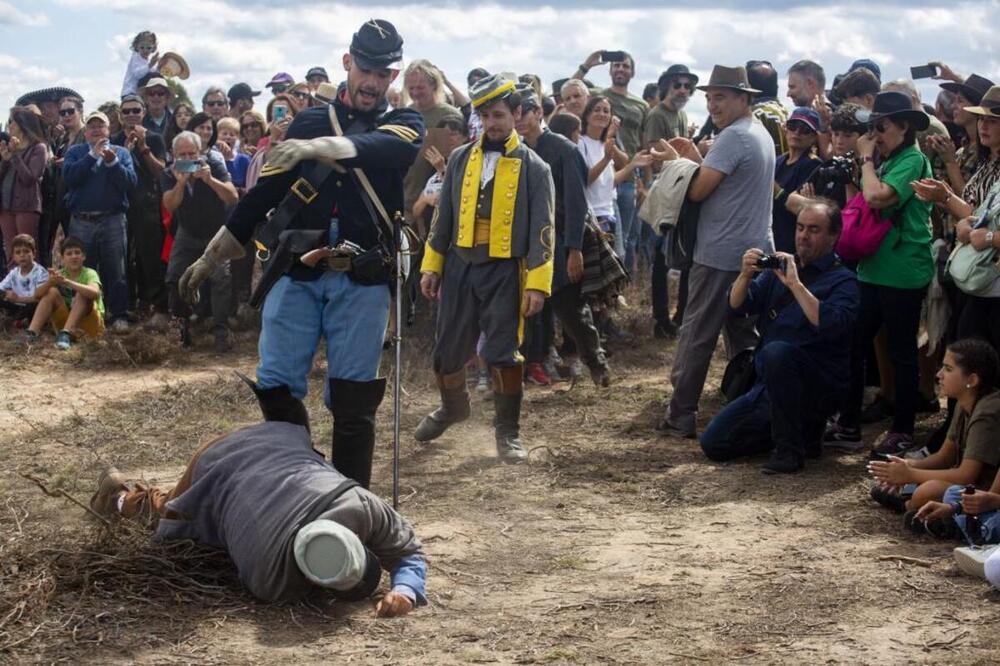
179, 19, 424, 489
415, 74, 555, 462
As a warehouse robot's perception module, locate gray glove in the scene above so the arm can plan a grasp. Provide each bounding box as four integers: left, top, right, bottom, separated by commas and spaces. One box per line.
178, 227, 246, 304
266, 136, 357, 170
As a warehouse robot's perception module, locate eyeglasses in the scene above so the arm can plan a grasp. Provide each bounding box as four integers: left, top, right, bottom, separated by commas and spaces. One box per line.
672, 81, 694, 91
121, 107, 143, 115
786, 121, 816, 135
59, 108, 77, 117
241, 122, 262, 130
145, 89, 167, 98
205, 100, 228, 107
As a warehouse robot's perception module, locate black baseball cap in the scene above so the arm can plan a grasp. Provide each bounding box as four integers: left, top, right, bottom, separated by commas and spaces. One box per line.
228, 82, 261, 102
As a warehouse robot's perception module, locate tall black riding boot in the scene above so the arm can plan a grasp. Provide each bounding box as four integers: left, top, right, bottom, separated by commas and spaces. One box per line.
414, 370, 471, 442
491, 365, 527, 463
235, 371, 310, 431
329, 377, 387, 488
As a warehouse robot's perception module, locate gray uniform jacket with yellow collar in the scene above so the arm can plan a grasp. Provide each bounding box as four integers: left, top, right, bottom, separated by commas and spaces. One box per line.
421, 131, 556, 295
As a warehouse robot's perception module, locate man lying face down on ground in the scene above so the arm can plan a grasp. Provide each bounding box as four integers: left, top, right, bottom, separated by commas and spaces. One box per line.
90, 419, 426, 618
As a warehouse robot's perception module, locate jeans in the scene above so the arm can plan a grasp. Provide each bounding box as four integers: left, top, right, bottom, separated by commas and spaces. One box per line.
67, 213, 128, 322
616, 179, 638, 273
257, 272, 390, 408
700, 341, 831, 463
943, 484, 1000, 544
842, 281, 926, 434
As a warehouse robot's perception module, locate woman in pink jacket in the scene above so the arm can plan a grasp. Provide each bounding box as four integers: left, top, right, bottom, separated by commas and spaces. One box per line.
0, 107, 49, 267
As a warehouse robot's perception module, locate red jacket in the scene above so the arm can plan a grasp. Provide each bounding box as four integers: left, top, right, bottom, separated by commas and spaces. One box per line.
0, 143, 48, 214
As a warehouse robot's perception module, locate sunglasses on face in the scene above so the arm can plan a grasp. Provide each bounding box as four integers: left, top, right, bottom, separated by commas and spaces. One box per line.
205, 100, 227, 107
290, 91, 310, 100
786, 121, 815, 135
672, 81, 693, 91
241, 122, 262, 130
121, 107, 143, 115
145, 89, 167, 98
59, 108, 76, 117
872, 121, 890, 134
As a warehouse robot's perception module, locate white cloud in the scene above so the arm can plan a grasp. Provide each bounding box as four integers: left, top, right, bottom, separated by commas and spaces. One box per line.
5, 1, 1000, 129
0, 1, 49, 26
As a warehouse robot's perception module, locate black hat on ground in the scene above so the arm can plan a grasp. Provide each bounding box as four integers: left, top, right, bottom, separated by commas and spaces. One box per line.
940, 73, 995, 106
349, 19, 403, 70
16, 86, 82, 107
868, 90, 930, 131
228, 82, 261, 102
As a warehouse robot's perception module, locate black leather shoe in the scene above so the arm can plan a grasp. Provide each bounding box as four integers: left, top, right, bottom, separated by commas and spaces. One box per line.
761, 454, 804, 474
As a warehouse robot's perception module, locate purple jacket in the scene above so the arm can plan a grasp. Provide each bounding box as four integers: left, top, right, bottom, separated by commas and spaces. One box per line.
0, 143, 47, 214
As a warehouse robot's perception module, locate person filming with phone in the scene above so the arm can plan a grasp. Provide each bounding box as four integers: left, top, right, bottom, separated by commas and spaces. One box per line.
162, 130, 238, 352
699, 200, 858, 474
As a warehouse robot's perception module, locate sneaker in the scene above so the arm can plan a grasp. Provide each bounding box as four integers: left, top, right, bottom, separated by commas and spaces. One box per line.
475, 371, 490, 394
543, 358, 564, 383
22, 329, 39, 345
860, 396, 893, 424
870, 485, 909, 513
110, 319, 130, 333
654, 418, 696, 440
903, 445, 930, 460
55, 330, 72, 351
871, 432, 919, 459
147, 312, 170, 331
822, 422, 863, 451
89, 466, 128, 519
953, 544, 1000, 580
525, 362, 551, 386
569, 358, 585, 379
761, 453, 804, 475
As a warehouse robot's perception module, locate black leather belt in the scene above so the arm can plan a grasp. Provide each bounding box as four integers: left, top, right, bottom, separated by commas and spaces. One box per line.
74, 211, 113, 222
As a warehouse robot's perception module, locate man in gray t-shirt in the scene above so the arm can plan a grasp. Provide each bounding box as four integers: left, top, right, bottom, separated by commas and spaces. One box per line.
648, 65, 775, 438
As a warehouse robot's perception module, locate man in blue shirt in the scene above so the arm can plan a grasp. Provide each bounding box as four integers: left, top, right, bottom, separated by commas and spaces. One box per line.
63, 110, 138, 329
700, 199, 858, 474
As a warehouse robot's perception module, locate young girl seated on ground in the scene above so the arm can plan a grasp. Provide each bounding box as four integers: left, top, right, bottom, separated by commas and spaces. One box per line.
868, 339, 1000, 514
25, 236, 105, 350
0, 234, 47, 325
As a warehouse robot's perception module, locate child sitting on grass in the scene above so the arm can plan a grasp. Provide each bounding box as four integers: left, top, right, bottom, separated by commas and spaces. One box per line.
25, 236, 105, 349
868, 339, 1000, 515
0, 234, 47, 326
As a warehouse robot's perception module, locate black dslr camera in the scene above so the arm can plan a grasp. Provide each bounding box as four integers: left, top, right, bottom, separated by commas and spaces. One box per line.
756, 255, 786, 270
0, 131, 9, 144
810, 152, 856, 192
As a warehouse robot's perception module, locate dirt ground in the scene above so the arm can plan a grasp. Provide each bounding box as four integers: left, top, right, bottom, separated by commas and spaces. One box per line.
2, 293, 1000, 665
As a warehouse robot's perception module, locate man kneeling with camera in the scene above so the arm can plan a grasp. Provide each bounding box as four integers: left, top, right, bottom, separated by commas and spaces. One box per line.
700, 199, 858, 473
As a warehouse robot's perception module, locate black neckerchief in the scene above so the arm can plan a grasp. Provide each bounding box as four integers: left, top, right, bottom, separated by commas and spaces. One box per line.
481, 138, 506, 153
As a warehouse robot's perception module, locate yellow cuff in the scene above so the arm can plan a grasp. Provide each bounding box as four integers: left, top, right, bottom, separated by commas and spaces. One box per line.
420, 243, 445, 274
524, 263, 553, 297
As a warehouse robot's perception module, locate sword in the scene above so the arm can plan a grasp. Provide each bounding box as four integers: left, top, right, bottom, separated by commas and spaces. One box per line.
392, 211, 404, 509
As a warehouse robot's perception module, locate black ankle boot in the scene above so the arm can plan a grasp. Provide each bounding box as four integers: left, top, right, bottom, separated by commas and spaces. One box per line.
235, 372, 310, 431
329, 377, 387, 488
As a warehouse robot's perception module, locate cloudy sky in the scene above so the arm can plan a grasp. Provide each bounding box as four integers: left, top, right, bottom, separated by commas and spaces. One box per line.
1, 0, 998, 127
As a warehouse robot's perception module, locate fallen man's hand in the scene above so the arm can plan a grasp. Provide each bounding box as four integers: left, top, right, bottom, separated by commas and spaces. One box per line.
375, 590, 414, 618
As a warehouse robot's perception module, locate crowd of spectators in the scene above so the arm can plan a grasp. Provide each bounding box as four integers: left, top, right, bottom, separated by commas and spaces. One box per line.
3, 32, 1000, 586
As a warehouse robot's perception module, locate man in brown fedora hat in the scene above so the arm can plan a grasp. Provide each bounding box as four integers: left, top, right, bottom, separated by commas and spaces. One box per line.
648, 64, 775, 440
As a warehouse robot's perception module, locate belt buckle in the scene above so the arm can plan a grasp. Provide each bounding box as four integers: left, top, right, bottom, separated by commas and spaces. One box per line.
325, 256, 352, 272
290, 178, 319, 205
